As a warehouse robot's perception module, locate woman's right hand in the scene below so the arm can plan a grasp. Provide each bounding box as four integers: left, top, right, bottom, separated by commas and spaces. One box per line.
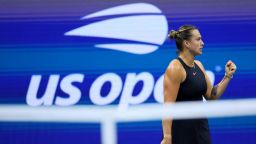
161, 137, 171, 144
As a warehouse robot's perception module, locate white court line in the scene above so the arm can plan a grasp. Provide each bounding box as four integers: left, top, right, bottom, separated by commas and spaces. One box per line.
1, 98, 256, 122
1, 98, 256, 144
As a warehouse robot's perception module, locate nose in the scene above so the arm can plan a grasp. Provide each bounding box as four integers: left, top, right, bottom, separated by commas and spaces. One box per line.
201, 40, 204, 47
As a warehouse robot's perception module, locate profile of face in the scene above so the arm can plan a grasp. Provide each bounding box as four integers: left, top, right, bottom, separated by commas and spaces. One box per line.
184, 29, 204, 56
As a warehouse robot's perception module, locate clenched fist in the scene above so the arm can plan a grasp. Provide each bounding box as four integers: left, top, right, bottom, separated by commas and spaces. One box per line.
225, 60, 237, 78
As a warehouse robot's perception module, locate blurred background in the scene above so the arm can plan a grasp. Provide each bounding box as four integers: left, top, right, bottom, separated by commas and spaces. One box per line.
0, 0, 256, 143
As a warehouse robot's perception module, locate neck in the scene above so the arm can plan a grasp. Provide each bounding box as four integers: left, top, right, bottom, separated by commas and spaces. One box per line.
179, 50, 195, 67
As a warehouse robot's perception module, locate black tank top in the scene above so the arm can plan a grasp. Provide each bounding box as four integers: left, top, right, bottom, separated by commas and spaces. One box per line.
171, 58, 211, 144
176, 57, 207, 101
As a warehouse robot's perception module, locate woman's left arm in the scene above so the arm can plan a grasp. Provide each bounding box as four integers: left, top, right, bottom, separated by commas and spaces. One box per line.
195, 60, 237, 100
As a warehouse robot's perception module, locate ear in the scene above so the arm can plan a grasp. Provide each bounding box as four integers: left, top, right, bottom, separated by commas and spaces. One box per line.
184, 40, 190, 48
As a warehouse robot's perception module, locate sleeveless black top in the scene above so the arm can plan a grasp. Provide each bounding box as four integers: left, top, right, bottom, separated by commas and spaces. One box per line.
176, 57, 207, 101
171, 57, 211, 144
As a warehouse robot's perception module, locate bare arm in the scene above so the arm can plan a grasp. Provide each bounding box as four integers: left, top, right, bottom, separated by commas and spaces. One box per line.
161, 60, 184, 144
196, 60, 237, 100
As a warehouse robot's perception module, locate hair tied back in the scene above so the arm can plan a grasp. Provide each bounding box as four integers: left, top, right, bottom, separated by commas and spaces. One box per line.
168, 30, 178, 39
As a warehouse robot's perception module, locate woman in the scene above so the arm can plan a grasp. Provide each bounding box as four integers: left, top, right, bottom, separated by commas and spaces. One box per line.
161, 25, 237, 144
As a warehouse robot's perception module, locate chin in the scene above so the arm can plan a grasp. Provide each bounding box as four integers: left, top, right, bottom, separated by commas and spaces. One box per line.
194, 52, 202, 56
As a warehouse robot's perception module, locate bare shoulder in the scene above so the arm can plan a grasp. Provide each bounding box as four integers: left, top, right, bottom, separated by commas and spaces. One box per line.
166, 59, 183, 72
165, 59, 185, 82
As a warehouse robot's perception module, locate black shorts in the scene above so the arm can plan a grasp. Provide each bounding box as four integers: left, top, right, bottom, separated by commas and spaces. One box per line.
172, 118, 211, 144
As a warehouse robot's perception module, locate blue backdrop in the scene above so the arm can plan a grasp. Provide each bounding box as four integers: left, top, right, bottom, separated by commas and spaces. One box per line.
1, 0, 256, 143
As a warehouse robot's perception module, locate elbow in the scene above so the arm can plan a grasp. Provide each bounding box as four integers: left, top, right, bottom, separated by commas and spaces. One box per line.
209, 95, 218, 100
204, 95, 216, 100
208, 86, 219, 100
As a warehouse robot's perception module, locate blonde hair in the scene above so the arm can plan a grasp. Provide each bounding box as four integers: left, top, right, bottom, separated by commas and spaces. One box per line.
168, 25, 197, 53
